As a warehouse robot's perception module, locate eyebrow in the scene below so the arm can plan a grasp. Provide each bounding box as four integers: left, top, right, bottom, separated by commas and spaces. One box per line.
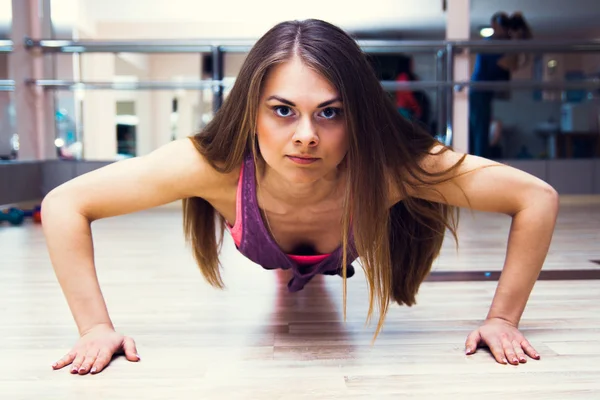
266, 95, 342, 108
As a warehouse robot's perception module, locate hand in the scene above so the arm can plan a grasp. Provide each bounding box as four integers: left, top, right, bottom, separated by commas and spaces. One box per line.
464, 318, 540, 365
52, 324, 140, 375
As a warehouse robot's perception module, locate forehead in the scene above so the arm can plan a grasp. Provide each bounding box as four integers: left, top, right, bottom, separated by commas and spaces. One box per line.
261, 57, 339, 100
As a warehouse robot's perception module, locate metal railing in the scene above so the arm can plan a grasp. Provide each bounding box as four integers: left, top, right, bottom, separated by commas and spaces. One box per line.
1, 37, 599, 146
22, 37, 600, 54
452, 39, 600, 53
0, 40, 13, 52
28, 79, 226, 90
25, 78, 600, 91
0, 80, 15, 91
24, 38, 256, 53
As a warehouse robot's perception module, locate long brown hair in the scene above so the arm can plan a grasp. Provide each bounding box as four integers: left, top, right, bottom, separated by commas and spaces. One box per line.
183, 19, 466, 339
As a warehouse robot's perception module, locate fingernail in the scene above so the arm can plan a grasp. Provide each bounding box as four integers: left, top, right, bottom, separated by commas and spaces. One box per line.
465, 348, 471, 354
513, 358, 518, 364
136, 354, 141, 360
71, 367, 78, 373
51, 362, 57, 368
502, 358, 508, 364
91, 367, 97, 373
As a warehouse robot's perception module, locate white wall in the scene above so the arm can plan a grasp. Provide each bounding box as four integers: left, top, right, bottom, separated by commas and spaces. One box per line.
0, 53, 11, 157
446, 0, 470, 153
61, 19, 209, 159
80, 53, 117, 160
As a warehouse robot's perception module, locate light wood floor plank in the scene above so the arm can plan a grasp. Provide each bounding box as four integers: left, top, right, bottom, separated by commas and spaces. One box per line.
0, 197, 599, 398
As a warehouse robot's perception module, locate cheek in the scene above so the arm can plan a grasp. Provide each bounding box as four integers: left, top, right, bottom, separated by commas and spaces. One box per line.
256, 117, 283, 161
257, 114, 291, 147
326, 125, 349, 154
333, 130, 349, 165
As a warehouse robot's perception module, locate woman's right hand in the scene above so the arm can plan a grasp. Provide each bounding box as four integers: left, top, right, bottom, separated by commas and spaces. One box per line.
52, 324, 140, 375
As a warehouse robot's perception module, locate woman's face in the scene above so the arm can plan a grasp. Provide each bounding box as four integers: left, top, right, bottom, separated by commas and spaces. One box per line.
256, 56, 348, 184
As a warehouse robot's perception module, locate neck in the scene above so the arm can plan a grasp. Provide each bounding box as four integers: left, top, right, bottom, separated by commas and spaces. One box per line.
258, 162, 345, 209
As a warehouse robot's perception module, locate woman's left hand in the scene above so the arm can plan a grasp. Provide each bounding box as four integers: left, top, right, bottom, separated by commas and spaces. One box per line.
465, 318, 541, 365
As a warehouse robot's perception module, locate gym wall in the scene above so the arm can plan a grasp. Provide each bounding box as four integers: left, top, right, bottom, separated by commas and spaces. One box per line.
0, 161, 111, 206
2, 158, 600, 208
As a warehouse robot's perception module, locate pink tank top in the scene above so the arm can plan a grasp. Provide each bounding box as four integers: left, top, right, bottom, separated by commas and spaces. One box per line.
223, 153, 357, 293
227, 160, 330, 265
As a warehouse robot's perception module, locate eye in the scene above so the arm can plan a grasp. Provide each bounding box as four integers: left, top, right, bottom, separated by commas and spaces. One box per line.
319, 107, 342, 120
273, 106, 294, 118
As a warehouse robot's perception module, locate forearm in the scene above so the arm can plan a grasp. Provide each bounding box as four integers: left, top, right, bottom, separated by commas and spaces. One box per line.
42, 195, 114, 335
486, 192, 559, 325
497, 55, 519, 71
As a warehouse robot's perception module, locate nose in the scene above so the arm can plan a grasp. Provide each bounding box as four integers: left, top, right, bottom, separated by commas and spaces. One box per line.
292, 117, 319, 147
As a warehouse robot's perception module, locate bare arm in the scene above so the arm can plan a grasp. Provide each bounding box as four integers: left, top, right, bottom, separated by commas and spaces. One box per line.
407, 147, 559, 326
398, 146, 559, 364
497, 55, 519, 72
42, 138, 220, 335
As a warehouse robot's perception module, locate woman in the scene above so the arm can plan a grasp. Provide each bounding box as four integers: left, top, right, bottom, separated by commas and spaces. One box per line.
500, 12, 534, 71
42, 19, 558, 375
394, 54, 423, 122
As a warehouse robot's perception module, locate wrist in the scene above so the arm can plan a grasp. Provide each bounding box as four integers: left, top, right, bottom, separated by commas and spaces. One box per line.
485, 315, 518, 327
79, 321, 115, 336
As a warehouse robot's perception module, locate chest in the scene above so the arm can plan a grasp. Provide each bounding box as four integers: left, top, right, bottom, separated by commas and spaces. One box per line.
259, 204, 345, 255
211, 188, 346, 256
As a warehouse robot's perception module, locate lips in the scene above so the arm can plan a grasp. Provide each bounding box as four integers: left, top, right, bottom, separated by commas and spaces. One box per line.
287, 155, 319, 164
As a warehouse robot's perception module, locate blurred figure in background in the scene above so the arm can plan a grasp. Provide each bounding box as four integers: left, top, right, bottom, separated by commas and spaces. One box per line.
469, 12, 512, 157
469, 12, 533, 157
489, 118, 504, 159
394, 55, 432, 134
499, 12, 534, 71
395, 55, 423, 121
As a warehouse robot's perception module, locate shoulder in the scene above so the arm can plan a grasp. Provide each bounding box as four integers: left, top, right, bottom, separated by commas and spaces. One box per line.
42, 138, 242, 222
388, 144, 557, 216
112, 137, 239, 201
385, 144, 464, 207
144, 137, 241, 201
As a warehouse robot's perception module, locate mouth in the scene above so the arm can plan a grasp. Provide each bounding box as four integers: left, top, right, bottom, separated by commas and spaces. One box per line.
288, 154, 318, 160
286, 155, 319, 164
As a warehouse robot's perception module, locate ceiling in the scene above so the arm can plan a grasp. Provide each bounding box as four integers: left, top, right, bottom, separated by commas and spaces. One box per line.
1, 0, 600, 39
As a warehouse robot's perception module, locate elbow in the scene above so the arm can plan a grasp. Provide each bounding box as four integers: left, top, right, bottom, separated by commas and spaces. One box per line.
42, 183, 68, 209
535, 182, 559, 215
514, 182, 559, 218
41, 186, 86, 224
543, 183, 559, 207
40, 188, 64, 223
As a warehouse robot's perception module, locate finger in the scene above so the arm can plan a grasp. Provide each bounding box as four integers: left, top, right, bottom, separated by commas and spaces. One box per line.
487, 338, 508, 364
52, 351, 76, 370
91, 349, 113, 374
78, 349, 99, 375
122, 337, 141, 362
70, 353, 85, 374
465, 330, 481, 355
501, 336, 519, 365
520, 338, 541, 360
512, 340, 527, 363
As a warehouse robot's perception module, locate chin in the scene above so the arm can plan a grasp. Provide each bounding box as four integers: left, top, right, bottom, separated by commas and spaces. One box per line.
278, 164, 319, 182
287, 162, 343, 184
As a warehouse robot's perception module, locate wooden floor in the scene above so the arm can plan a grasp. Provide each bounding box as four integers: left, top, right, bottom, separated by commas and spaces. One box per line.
1, 196, 599, 399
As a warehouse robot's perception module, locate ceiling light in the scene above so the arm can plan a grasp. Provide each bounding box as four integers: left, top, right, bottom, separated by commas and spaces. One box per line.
480, 27, 494, 38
